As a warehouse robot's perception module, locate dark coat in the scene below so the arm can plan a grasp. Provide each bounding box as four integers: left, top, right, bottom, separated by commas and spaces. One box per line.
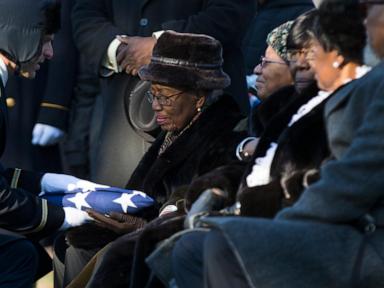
1, 0, 77, 173
71, 0, 255, 187
126, 94, 245, 215
243, 0, 314, 74
185, 83, 323, 216
208, 63, 384, 288
0, 83, 65, 247
238, 82, 329, 217
63, 56, 101, 179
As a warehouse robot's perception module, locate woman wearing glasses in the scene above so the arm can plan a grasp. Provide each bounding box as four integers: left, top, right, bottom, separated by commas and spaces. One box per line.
253, 22, 294, 102
60, 31, 246, 287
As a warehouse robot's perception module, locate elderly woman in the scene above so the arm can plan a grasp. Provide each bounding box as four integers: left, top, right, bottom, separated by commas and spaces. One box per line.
248, 21, 294, 138
183, 1, 377, 288
239, 15, 315, 160
57, 31, 245, 287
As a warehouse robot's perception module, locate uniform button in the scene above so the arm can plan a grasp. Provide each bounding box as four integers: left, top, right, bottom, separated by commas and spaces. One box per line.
140, 18, 148, 26
6, 97, 16, 108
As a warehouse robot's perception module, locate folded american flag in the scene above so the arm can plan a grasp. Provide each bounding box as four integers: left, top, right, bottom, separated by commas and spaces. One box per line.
43, 187, 155, 215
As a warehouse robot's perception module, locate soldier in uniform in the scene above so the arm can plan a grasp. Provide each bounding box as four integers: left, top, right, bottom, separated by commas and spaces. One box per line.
0, 1, 91, 286
1, 0, 77, 174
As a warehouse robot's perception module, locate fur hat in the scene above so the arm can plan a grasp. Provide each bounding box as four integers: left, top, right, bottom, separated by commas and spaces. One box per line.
266, 21, 294, 63
139, 31, 230, 90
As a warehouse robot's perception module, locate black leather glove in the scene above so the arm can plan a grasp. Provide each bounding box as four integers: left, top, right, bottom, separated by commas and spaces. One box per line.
238, 180, 283, 218
186, 163, 245, 210
87, 210, 147, 235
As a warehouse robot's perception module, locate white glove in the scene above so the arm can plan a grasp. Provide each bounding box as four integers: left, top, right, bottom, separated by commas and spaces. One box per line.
40, 173, 110, 195
32, 123, 65, 146
60, 207, 93, 230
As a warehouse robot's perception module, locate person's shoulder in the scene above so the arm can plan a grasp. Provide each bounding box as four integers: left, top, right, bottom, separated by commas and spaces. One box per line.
358, 62, 384, 84
349, 63, 384, 103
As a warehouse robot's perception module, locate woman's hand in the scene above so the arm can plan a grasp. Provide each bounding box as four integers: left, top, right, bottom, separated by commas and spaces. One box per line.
87, 210, 147, 235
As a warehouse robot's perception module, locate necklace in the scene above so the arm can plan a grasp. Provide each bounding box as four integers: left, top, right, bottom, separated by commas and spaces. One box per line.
158, 112, 202, 156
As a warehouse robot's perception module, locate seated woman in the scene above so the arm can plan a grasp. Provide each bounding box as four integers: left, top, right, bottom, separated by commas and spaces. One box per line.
173, 4, 368, 287
171, 1, 371, 287
55, 31, 246, 287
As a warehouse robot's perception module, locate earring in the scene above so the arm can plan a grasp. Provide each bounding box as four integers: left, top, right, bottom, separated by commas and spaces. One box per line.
197, 107, 202, 112
332, 61, 340, 69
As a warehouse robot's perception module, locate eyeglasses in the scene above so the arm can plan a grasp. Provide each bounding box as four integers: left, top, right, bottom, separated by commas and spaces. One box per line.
260, 56, 287, 68
287, 49, 309, 63
146, 89, 184, 106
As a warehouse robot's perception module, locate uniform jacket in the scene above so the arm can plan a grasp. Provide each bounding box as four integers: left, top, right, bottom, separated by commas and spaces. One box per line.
1, 0, 77, 172
0, 83, 65, 247
71, 0, 255, 187
209, 62, 384, 288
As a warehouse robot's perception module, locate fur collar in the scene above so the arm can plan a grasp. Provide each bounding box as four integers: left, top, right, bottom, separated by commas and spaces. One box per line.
254, 82, 319, 158
241, 82, 320, 183
251, 85, 296, 137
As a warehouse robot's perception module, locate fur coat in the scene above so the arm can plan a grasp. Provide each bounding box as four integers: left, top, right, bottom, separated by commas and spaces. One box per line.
126, 93, 245, 217
238, 82, 329, 217
185, 83, 325, 217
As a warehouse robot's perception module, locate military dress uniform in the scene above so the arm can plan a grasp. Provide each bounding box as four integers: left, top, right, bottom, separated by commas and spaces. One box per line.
0, 80, 65, 284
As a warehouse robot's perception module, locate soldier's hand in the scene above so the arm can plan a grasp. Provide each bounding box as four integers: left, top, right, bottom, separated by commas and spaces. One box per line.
32, 123, 65, 146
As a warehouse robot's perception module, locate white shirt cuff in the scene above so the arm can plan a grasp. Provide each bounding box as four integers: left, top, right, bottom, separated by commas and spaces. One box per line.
101, 37, 124, 76
152, 30, 165, 40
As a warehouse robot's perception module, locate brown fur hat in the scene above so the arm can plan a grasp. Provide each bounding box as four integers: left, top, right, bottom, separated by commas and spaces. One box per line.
139, 30, 230, 90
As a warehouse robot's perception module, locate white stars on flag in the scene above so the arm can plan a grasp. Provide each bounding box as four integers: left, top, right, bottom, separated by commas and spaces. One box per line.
113, 193, 138, 213
67, 192, 92, 210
